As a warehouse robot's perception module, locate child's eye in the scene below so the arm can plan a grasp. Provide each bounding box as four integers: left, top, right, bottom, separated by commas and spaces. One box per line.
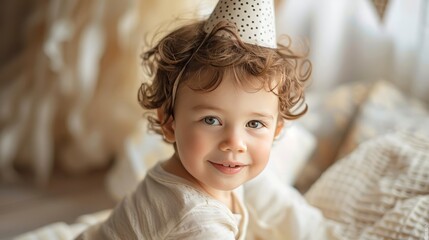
203, 116, 221, 126
246, 120, 264, 129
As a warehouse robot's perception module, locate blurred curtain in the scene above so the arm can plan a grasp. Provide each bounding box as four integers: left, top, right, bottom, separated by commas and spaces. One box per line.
385, 0, 429, 104
276, 0, 429, 105
0, 0, 216, 185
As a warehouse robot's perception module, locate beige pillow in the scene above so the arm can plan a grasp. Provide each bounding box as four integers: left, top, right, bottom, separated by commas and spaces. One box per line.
338, 80, 429, 159
305, 131, 429, 240
294, 81, 371, 193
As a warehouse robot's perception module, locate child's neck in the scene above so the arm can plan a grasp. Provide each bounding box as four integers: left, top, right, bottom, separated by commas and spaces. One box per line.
162, 154, 236, 213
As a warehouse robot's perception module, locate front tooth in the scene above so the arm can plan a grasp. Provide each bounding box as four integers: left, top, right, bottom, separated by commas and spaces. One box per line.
223, 164, 229, 167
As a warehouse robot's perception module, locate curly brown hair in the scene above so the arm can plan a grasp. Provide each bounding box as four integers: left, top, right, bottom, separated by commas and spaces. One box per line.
138, 20, 311, 136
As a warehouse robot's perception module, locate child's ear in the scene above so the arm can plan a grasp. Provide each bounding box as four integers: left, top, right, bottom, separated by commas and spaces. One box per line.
274, 118, 284, 139
157, 108, 176, 143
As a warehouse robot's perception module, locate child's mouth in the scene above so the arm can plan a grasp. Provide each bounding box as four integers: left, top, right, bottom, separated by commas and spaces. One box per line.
222, 163, 240, 168
209, 161, 245, 174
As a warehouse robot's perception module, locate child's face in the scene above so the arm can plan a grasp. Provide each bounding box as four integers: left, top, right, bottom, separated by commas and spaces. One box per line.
164, 72, 282, 193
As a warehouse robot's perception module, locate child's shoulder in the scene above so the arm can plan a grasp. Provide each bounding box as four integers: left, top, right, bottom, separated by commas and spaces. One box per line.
83, 162, 238, 239
137, 161, 228, 214
109, 162, 238, 237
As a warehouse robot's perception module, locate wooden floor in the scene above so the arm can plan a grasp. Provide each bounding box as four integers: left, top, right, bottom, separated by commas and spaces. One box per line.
0, 170, 117, 239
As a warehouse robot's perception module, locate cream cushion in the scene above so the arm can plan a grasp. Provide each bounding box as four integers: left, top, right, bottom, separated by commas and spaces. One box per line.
305, 131, 429, 240
338, 80, 429, 159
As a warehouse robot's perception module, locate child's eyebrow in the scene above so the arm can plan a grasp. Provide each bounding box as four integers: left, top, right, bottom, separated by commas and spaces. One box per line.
250, 112, 274, 121
192, 104, 224, 112
192, 104, 274, 120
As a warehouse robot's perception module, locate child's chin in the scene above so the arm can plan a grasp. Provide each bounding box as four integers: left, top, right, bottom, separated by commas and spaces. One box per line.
212, 181, 244, 192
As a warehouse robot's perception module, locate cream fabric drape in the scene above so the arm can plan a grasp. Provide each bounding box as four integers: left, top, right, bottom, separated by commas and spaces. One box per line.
384, 0, 429, 104
0, 0, 216, 184
276, 0, 429, 105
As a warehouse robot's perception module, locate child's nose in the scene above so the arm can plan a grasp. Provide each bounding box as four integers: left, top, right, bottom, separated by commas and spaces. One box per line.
218, 129, 247, 153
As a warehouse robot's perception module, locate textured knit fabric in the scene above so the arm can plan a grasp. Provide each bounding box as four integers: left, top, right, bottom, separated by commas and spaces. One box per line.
305, 131, 429, 240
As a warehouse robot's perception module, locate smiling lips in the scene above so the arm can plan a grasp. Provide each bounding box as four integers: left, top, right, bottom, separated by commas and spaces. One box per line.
209, 161, 246, 174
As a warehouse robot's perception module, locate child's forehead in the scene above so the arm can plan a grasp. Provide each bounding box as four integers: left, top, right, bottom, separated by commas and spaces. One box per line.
183, 66, 280, 93
174, 80, 280, 118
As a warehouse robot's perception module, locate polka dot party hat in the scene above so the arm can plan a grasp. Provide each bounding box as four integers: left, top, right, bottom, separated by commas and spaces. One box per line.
204, 0, 277, 48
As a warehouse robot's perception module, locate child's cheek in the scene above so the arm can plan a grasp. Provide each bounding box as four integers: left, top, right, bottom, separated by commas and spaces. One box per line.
251, 135, 274, 165
179, 127, 210, 158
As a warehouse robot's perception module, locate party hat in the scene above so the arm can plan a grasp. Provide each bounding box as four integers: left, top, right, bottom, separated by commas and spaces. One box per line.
204, 0, 277, 48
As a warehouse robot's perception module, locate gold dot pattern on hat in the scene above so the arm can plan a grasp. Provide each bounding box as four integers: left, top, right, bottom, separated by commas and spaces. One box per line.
204, 0, 277, 48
